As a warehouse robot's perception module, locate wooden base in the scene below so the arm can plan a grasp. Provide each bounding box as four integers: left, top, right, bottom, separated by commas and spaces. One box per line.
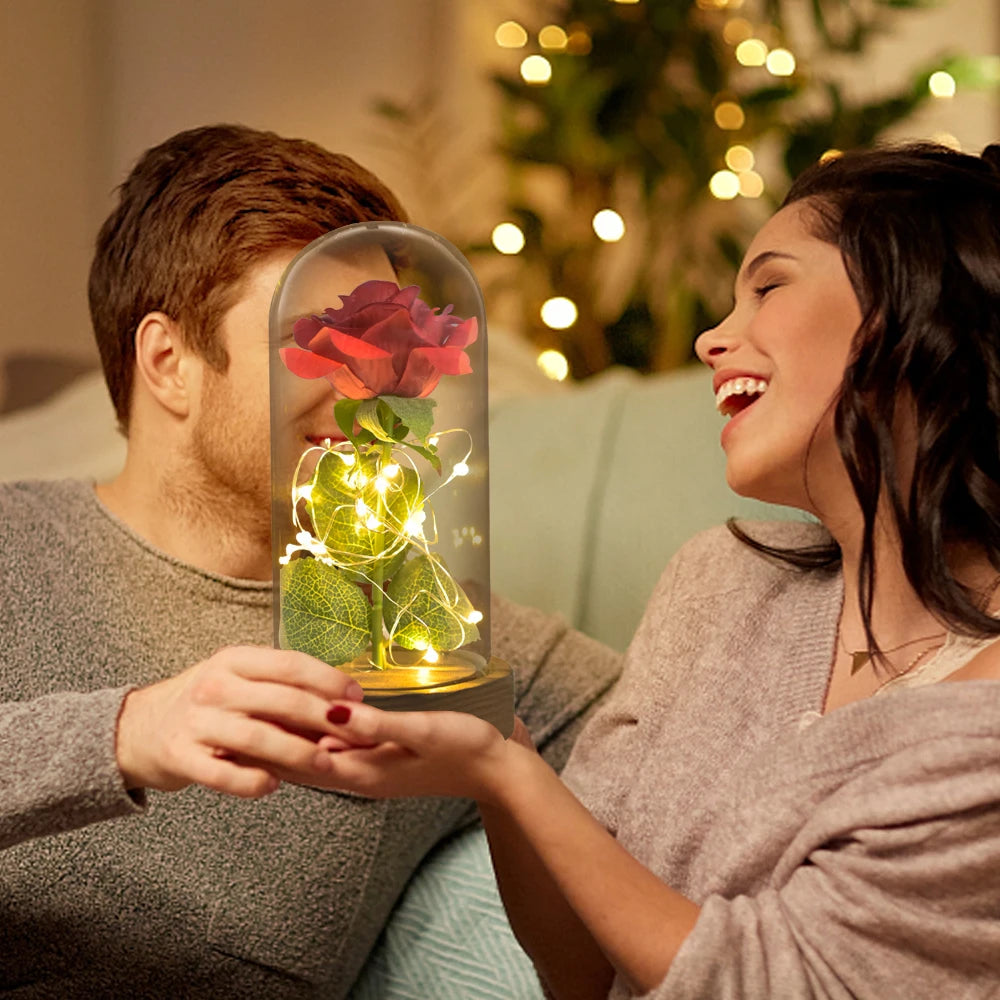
352, 656, 514, 737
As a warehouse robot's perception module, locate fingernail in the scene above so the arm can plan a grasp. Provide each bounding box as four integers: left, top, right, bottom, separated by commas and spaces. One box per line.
345, 680, 364, 701
327, 704, 352, 725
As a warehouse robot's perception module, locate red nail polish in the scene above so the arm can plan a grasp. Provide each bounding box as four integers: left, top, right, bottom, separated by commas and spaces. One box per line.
327, 704, 351, 725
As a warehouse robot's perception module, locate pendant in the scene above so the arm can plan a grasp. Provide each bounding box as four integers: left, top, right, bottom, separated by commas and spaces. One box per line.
849, 650, 871, 675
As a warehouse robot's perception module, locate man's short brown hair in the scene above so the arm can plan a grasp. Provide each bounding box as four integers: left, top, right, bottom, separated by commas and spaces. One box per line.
88, 123, 407, 431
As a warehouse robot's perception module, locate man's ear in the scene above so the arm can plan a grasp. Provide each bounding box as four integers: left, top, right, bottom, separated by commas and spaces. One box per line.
133, 312, 198, 419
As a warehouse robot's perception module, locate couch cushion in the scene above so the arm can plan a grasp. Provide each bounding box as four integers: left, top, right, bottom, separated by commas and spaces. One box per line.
348, 827, 543, 1000
490, 366, 794, 649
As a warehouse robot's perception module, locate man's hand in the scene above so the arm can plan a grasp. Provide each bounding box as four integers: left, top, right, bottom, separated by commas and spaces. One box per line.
116, 646, 364, 798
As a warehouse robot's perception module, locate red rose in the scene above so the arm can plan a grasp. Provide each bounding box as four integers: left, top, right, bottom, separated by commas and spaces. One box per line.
280, 280, 477, 399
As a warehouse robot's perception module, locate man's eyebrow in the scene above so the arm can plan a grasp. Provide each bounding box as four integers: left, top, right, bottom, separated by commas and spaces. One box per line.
739, 250, 797, 284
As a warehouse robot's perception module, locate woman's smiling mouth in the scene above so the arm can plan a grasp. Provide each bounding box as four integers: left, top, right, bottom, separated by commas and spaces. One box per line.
715, 376, 769, 418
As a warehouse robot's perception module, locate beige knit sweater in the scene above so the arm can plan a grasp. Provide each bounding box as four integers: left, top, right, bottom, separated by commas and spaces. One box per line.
561, 521, 1000, 1000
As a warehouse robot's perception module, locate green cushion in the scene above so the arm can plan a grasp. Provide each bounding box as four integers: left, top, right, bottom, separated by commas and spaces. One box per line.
349, 828, 542, 1000
490, 366, 785, 649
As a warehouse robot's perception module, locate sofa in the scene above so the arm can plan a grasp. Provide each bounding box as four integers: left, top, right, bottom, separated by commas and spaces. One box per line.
0, 358, 791, 997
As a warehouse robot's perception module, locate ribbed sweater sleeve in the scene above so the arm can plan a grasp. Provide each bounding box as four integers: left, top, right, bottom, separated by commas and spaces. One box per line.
657, 705, 1000, 999
0, 686, 145, 850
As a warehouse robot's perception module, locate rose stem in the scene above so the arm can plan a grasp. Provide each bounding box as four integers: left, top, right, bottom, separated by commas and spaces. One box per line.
368, 442, 393, 669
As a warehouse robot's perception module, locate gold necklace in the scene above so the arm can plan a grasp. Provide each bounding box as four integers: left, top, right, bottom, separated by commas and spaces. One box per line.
838, 630, 947, 676
839, 574, 1000, 678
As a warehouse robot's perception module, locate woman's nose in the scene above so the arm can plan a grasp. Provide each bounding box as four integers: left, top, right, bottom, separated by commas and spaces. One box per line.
694, 317, 733, 365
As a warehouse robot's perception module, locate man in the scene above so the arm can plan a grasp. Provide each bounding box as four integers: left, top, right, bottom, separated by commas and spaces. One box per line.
0, 124, 619, 997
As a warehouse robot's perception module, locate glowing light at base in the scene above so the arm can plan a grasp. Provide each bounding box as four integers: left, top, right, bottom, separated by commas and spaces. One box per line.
537, 349, 570, 382
521, 55, 552, 85
709, 170, 740, 200
541, 297, 578, 330
929, 71, 956, 98
593, 209, 626, 242
492, 222, 525, 254
820, 149, 843, 163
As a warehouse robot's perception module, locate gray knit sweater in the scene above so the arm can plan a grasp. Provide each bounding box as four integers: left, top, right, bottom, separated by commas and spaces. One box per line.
562, 522, 1000, 999
0, 479, 620, 998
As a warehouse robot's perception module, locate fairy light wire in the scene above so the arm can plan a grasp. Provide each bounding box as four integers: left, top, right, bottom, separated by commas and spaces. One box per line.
280, 428, 480, 666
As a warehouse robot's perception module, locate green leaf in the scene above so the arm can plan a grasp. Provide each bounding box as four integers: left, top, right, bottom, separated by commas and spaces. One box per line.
356, 399, 397, 443
280, 557, 370, 666
307, 450, 423, 577
334, 399, 363, 448
384, 554, 480, 653
380, 395, 436, 444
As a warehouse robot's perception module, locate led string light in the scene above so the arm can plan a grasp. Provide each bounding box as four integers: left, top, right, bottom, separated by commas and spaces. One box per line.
281, 430, 480, 667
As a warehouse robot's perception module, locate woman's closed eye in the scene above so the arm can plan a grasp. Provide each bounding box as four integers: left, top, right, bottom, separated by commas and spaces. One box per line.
753, 280, 783, 300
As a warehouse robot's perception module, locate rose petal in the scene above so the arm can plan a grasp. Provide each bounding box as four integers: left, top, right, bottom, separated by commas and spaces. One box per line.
326, 330, 393, 362
440, 316, 478, 350
304, 328, 342, 359
280, 347, 345, 380
344, 355, 398, 395
328, 367, 377, 399
292, 315, 325, 349
332, 280, 403, 314
391, 284, 421, 307
393, 346, 470, 397
415, 345, 473, 376
323, 301, 400, 336
359, 311, 426, 369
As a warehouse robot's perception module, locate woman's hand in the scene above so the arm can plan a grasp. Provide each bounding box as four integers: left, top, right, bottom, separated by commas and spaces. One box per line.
115, 645, 365, 798
313, 702, 522, 802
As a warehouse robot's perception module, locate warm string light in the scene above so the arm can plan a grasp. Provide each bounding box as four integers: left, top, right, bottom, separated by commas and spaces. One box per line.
735, 38, 766, 67
537, 349, 570, 381
929, 71, 956, 98
723, 18, 753, 45
766, 48, 795, 76
541, 296, 578, 330
713, 101, 745, 130
492, 222, 525, 254
495, 21, 527, 48
709, 170, 740, 200
539, 25, 568, 50
521, 54, 552, 84
593, 208, 625, 241
493, 7, 801, 358
280, 434, 480, 666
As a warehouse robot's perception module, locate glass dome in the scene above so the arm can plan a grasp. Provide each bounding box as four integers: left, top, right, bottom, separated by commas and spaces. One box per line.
269, 222, 512, 735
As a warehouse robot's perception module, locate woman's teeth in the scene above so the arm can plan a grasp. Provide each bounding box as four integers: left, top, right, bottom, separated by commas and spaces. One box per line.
715, 377, 768, 417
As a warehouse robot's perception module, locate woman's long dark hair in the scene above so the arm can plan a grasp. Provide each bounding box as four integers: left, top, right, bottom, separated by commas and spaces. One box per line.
730, 142, 1000, 664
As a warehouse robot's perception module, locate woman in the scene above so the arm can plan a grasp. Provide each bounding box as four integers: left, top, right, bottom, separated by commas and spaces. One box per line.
318, 143, 1000, 998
